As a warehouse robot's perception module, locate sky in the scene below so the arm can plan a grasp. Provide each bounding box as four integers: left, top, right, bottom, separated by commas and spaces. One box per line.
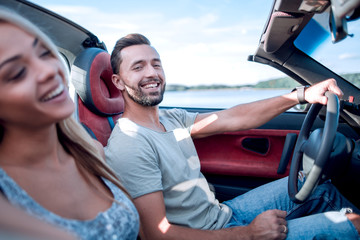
29, 0, 360, 87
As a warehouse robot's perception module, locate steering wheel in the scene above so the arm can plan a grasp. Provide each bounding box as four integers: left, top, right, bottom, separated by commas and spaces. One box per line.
288, 92, 340, 203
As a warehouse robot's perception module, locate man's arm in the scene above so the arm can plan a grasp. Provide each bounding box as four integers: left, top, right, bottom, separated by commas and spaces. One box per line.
134, 191, 288, 240
191, 79, 343, 138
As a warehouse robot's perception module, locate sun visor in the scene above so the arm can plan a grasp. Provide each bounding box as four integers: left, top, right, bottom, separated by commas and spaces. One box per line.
262, 11, 303, 53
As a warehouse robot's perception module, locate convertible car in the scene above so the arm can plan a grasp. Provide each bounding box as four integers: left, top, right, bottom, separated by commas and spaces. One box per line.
1, 0, 360, 213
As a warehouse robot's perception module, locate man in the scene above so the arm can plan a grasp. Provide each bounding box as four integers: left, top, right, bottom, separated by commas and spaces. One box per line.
105, 33, 360, 240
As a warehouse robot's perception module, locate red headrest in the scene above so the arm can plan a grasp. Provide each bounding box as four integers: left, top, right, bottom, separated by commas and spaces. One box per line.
71, 48, 124, 116
71, 48, 124, 146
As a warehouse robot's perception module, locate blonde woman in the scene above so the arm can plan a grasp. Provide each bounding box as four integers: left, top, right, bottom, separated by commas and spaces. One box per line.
0, 195, 78, 239
0, 8, 139, 240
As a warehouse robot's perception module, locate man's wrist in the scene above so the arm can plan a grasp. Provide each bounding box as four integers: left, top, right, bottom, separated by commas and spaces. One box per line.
292, 85, 310, 104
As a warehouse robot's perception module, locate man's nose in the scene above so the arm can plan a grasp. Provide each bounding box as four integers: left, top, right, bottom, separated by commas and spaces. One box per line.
145, 65, 158, 78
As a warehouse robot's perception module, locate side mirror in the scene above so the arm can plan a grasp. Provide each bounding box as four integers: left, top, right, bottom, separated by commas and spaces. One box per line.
293, 103, 311, 112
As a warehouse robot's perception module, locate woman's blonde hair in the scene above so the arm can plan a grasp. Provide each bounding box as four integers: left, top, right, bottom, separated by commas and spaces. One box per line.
0, 7, 130, 199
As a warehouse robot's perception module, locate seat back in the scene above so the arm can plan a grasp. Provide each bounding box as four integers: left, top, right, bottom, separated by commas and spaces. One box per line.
71, 48, 124, 146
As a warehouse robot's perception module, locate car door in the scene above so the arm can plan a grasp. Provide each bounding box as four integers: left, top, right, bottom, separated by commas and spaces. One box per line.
190, 108, 306, 201
180, 105, 353, 202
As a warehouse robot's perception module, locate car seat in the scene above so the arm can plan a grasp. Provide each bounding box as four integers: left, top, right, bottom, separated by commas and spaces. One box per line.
71, 47, 124, 146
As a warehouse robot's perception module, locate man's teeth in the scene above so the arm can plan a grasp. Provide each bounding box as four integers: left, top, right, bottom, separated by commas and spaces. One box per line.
144, 83, 158, 89
41, 84, 64, 102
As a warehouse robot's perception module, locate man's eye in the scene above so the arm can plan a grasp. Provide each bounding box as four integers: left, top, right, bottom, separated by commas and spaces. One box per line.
133, 66, 142, 71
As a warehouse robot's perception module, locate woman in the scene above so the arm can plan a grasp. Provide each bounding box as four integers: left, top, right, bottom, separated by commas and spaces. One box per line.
0, 7, 139, 239
0, 195, 77, 239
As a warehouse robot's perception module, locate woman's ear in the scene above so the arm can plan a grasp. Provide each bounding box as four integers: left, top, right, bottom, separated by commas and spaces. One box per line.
112, 74, 125, 91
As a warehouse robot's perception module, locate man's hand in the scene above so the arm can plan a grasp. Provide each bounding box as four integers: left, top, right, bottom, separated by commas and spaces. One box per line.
304, 78, 343, 105
246, 209, 288, 240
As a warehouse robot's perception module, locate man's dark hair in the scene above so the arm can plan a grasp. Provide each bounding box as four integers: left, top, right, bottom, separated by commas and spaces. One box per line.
110, 33, 151, 74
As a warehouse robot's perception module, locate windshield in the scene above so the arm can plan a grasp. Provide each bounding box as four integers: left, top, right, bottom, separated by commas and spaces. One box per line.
294, 10, 360, 89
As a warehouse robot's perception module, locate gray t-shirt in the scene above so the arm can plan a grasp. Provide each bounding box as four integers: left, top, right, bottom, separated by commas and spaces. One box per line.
105, 108, 232, 230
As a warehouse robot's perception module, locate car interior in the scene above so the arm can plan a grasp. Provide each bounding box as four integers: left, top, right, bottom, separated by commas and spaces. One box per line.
1, 0, 360, 209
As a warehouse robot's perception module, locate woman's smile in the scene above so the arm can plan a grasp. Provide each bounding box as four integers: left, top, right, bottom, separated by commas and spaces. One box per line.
40, 82, 65, 102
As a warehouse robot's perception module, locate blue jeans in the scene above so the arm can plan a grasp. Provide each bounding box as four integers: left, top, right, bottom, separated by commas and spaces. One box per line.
223, 177, 360, 239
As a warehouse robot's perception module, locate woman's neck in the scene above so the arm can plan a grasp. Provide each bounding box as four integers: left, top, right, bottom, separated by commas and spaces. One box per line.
0, 124, 66, 167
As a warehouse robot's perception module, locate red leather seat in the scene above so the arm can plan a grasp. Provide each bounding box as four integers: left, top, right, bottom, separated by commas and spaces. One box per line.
71, 48, 124, 146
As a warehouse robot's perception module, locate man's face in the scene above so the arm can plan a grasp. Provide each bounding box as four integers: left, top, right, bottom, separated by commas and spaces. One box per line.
116, 44, 166, 107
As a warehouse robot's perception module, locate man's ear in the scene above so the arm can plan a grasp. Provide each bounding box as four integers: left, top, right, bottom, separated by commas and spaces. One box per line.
112, 74, 125, 91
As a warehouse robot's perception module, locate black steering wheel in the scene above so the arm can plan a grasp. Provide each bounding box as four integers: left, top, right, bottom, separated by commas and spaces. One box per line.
288, 92, 340, 203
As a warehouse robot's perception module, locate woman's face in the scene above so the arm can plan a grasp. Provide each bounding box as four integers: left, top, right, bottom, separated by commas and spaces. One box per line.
0, 22, 74, 130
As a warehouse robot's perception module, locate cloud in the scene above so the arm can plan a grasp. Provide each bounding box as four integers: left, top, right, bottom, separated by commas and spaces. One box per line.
34, 1, 284, 86
161, 42, 283, 86
170, 13, 218, 27
338, 53, 360, 60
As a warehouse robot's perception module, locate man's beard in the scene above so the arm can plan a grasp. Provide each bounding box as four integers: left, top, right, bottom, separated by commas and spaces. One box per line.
124, 80, 166, 107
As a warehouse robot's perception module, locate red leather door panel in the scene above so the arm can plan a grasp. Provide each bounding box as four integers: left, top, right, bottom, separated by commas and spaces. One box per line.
194, 129, 299, 179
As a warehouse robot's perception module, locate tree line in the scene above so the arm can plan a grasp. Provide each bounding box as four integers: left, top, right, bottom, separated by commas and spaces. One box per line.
166, 73, 360, 91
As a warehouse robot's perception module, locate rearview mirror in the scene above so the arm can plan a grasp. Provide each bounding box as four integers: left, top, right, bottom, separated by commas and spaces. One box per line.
329, 0, 360, 43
